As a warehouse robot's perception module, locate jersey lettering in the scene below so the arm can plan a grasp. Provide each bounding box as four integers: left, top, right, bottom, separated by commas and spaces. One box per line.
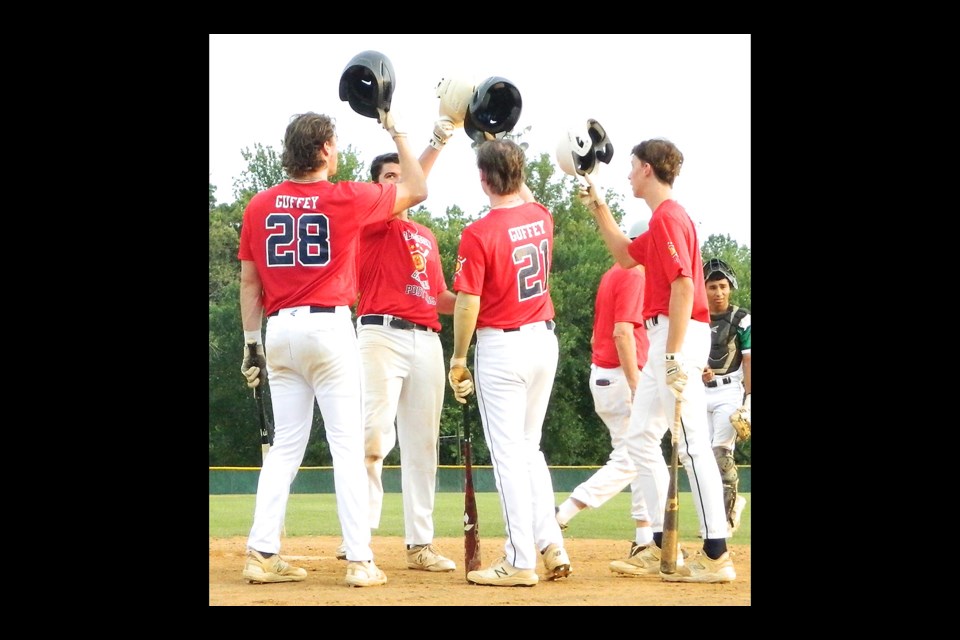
265, 212, 331, 267
508, 220, 546, 241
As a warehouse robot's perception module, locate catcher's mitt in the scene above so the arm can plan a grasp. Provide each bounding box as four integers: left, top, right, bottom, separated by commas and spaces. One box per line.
730, 407, 751, 442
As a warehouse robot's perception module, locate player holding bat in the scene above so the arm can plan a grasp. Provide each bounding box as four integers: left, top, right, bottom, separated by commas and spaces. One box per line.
580, 137, 735, 583
238, 51, 430, 588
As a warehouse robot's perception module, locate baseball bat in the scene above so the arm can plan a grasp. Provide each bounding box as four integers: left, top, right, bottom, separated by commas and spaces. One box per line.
248, 343, 284, 536
248, 342, 271, 462
660, 398, 682, 574
462, 399, 481, 577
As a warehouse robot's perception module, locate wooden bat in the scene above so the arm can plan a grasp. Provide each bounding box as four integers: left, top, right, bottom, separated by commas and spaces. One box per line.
462, 399, 481, 577
660, 398, 682, 574
247, 342, 284, 536
248, 342, 271, 462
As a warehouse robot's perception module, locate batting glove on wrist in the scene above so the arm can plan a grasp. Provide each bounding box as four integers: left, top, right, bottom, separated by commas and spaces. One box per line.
448, 357, 474, 404
378, 108, 406, 138
664, 353, 688, 402
429, 117, 455, 150
241, 340, 266, 389
578, 183, 607, 212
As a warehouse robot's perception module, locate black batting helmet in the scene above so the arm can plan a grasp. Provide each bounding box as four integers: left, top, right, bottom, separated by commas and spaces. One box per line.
339, 50, 395, 121
703, 258, 738, 289
463, 76, 522, 143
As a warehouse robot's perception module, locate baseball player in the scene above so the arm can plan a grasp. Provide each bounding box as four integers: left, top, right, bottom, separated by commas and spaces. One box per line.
238, 108, 426, 588
447, 139, 571, 587
555, 219, 655, 539
346, 122, 459, 572
701, 258, 751, 534
580, 137, 736, 583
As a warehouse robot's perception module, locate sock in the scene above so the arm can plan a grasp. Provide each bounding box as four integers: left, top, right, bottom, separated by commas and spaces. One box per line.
556, 499, 582, 526
703, 538, 727, 560
634, 526, 653, 547
653, 532, 663, 548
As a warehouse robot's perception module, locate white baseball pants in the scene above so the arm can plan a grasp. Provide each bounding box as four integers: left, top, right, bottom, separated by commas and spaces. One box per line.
625, 316, 730, 540
247, 306, 375, 562
357, 321, 444, 546
474, 321, 563, 571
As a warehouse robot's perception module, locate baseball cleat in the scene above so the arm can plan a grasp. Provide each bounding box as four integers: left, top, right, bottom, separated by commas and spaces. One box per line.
345, 560, 388, 587
555, 506, 568, 531
242, 549, 307, 584
659, 550, 735, 583
467, 556, 539, 587
406, 543, 456, 572
335, 542, 347, 560
609, 541, 684, 576
541, 543, 572, 580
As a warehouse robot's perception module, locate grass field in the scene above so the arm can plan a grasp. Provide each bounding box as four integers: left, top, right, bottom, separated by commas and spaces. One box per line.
209, 492, 750, 543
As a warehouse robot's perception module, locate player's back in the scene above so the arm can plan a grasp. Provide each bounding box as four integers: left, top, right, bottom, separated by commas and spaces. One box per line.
239, 179, 396, 313
456, 202, 555, 329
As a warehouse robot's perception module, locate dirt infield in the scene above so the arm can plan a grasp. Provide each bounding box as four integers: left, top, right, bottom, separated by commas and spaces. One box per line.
209, 535, 750, 606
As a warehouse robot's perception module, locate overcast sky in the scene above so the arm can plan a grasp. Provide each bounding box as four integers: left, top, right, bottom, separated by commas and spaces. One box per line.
210, 34, 750, 247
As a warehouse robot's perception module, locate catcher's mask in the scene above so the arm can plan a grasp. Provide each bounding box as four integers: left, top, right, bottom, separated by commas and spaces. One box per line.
339, 50, 395, 121
703, 258, 738, 289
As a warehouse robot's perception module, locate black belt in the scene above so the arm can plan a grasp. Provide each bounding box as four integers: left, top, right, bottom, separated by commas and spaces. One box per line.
360, 314, 433, 332
268, 306, 336, 317
706, 376, 733, 388
502, 320, 556, 332
644, 316, 661, 329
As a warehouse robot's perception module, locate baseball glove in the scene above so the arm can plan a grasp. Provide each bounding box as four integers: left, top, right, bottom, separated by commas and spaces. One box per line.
730, 407, 751, 442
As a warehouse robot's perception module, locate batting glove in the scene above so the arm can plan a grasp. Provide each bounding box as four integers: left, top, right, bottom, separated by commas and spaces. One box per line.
665, 353, 688, 402
378, 108, 406, 139
448, 357, 475, 404
429, 117, 456, 150
578, 183, 607, 212
241, 339, 266, 389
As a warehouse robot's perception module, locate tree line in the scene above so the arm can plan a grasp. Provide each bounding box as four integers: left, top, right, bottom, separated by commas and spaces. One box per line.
209, 142, 751, 468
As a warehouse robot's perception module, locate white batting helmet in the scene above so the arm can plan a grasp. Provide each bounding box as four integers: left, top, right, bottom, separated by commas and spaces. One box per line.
436, 75, 476, 125
556, 118, 614, 177
628, 218, 649, 239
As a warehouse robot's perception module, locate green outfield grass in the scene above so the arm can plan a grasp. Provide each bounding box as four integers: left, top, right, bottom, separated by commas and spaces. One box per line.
209, 492, 750, 543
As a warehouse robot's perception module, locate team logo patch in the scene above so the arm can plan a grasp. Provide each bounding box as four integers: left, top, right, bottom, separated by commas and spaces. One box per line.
666, 241, 680, 264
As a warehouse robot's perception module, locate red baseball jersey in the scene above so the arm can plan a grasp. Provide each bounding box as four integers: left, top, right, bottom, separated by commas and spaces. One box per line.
453, 202, 555, 328
238, 179, 396, 315
627, 199, 709, 323
355, 217, 448, 331
592, 264, 648, 369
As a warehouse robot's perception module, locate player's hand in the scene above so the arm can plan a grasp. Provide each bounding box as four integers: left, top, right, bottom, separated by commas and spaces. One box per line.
241, 340, 266, 389
578, 175, 607, 212
378, 108, 406, 138
665, 353, 687, 402
429, 117, 456, 150
448, 357, 475, 404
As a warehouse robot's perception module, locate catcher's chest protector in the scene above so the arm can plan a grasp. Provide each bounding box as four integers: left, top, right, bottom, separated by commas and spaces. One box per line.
707, 306, 747, 375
